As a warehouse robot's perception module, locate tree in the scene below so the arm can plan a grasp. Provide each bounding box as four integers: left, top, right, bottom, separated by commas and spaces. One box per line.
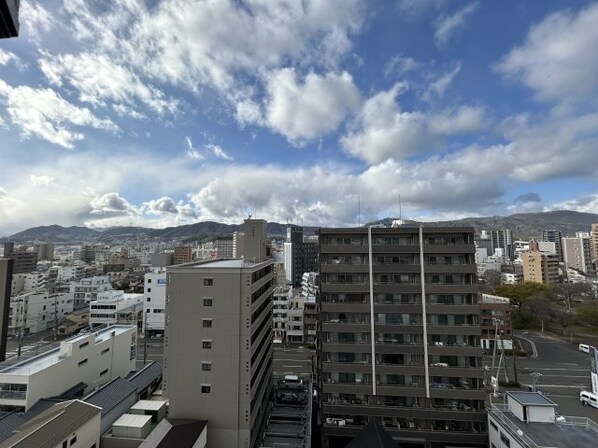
481, 270, 502, 293
526, 292, 554, 333
553, 282, 593, 311
576, 304, 598, 328
494, 282, 554, 308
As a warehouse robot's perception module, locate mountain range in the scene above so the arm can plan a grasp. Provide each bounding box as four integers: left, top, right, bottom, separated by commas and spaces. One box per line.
1, 210, 596, 244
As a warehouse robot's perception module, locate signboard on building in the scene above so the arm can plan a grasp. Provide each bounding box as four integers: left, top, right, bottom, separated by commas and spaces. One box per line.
157, 278, 166, 285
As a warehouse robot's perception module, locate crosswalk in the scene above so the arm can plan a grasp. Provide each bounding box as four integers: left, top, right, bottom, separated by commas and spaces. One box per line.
5, 345, 38, 358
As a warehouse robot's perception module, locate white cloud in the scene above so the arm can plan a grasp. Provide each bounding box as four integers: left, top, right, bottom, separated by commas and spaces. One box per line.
261, 69, 361, 142
143, 197, 179, 215
0, 49, 18, 66
424, 61, 461, 100
30, 174, 56, 187
183, 137, 233, 161
184, 137, 203, 160
384, 53, 421, 77
434, 2, 478, 46
549, 194, 598, 214
90, 192, 139, 217
341, 84, 487, 164
205, 144, 233, 161
39, 52, 179, 117
0, 80, 118, 149
496, 3, 598, 103
396, 0, 447, 20
20, 2, 54, 43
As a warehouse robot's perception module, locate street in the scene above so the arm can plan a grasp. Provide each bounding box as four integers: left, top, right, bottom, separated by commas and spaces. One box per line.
505, 331, 597, 419
273, 346, 315, 379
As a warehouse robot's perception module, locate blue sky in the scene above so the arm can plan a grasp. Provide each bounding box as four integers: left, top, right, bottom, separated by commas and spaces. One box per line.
0, 0, 597, 235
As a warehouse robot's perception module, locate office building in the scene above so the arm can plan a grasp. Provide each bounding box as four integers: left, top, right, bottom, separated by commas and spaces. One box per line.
318, 226, 486, 447
0, 324, 137, 411
150, 252, 173, 268
3, 246, 37, 275
0, 0, 19, 38
301, 272, 318, 344
173, 246, 193, 265
0, 259, 13, 361
164, 219, 274, 448
70, 276, 113, 304
215, 239, 234, 259
143, 271, 166, 335
273, 285, 291, 343
233, 231, 245, 258
80, 245, 98, 264
284, 226, 317, 287
491, 229, 514, 261
89, 292, 143, 327
480, 294, 512, 351
562, 236, 595, 275
542, 229, 563, 261
520, 250, 559, 284
488, 391, 598, 448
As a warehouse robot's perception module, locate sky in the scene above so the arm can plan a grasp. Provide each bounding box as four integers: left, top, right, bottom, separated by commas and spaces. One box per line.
0, 0, 597, 235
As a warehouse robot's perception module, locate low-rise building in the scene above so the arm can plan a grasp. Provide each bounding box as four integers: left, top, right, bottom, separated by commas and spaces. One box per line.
89, 292, 143, 327
10, 273, 47, 296
57, 308, 90, 337
143, 271, 166, 335
488, 391, 598, 448
70, 276, 113, 304
9, 292, 73, 336
480, 294, 512, 350
0, 325, 137, 411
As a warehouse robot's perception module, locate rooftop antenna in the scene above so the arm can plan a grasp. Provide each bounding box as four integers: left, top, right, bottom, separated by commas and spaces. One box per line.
399, 193, 402, 221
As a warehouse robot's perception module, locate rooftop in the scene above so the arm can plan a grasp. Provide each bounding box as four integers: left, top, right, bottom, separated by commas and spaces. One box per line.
170, 258, 270, 270
489, 403, 598, 448
508, 391, 557, 407
0, 325, 134, 375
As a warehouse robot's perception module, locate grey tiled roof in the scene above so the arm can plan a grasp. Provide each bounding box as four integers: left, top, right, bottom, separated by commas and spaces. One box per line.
0, 400, 59, 443
139, 419, 207, 448
127, 361, 162, 392
0, 400, 101, 448
84, 377, 137, 416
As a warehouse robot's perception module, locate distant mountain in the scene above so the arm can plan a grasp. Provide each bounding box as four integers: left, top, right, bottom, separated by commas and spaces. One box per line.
372, 210, 598, 240
6, 210, 596, 243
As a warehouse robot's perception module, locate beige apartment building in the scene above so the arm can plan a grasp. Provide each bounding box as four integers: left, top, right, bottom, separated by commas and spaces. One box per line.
521, 251, 559, 284
173, 246, 193, 265
589, 223, 598, 263
164, 219, 274, 448
562, 236, 595, 275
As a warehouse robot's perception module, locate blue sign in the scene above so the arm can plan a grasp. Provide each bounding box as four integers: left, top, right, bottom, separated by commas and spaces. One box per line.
157, 278, 167, 285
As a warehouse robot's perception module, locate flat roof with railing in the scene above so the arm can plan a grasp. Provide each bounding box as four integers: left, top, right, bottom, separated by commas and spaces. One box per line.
0, 325, 134, 376
488, 403, 598, 448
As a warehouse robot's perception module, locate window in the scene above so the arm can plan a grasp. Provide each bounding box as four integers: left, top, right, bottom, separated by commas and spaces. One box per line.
490, 420, 498, 431
100, 369, 108, 376
204, 278, 213, 286
202, 340, 212, 349
101, 348, 110, 354
147, 297, 151, 302
147, 288, 151, 292
203, 298, 213, 307
147, 279, 152, 283
62, 441, 67, 448
70, 435, 77, 445
203, 319, 212, 328
79, 341, 89, 349
500, 432, 510, 447
201, 384, 211, 393
201, 362, 211, 371
78, 359, 88, 367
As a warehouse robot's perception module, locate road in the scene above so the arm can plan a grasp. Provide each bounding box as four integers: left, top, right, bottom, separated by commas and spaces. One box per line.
273, 346, 315, 379
136, 336, 164, 369
507, 332, 597, 419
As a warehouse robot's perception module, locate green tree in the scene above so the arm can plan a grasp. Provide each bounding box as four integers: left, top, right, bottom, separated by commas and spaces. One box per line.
494, 282, 554, 308
576, 304, 598, 327
553, 282, 593, 311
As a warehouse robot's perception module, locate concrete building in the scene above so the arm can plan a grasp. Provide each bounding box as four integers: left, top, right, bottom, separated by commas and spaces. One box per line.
10, 272, 47, 296
150, 252, 173, 268
164, 219, 274, 448
562, 236, 595, 275
143, 271, 166, 335
89, 292, 143, 327
215, 239, 234, 259
491, 229, 514, 261
0, 259, 13, 362
318, 226, 486, 447
34, 242, 54, 262
542, 229, 563, 261
488, 391, 598, 448
301, 272, 318, 344
80, 245, 98, 264
0, 324, 137, 411
273, 285, 291, 343
70, 276, 113, 304
9, 292, 73, 336
233, 231, 245, 258
521, 250, 559, 285
5, 250, 37, 275
480, 294, 512, 351
591, 223, 598, 263
173, 246, 193, 265
57, 263, 87, 283
286, 293, 304, 345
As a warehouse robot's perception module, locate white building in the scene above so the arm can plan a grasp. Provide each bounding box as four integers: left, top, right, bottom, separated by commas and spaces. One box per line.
10, 272, 47, 296
286, 293, 304, 344
0, 325, 137, 411
89, 292, 143, 327
57, 263, 87, 282
501, 272, 523, 284
488, 391, 598, 448
283, 242, 293, 284
143, 271, 167, 335
9, 292, 73, 336
70, 276, 113, 304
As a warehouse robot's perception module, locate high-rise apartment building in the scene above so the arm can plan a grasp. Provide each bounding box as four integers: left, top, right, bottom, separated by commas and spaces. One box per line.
3, 244, 37, 275
591, 223, 598, 263
542, 229, 563, 262
0, 0, 19, 38
80, 245, 97, 264
0, 259, 13, 361
318, 226, 486, 448
521, 251, 559, 284
491, 229, 514, 261
172, 246, 193, 265
164, 219, 274, 448
215, 239, 234, 259
562, 236, 595, 275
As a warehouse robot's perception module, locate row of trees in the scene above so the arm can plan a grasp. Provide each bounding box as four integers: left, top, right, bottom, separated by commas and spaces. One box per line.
484, 275, 597, 333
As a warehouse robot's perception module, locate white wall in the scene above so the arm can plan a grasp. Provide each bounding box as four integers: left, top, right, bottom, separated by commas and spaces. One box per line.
143, 272, 166, 332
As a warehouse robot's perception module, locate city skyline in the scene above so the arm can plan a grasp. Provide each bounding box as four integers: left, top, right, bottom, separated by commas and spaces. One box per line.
0, 1, 597, 235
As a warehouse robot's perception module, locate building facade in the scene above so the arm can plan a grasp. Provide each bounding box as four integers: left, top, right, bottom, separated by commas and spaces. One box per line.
591, 223, 598, 264
0, 259, 13, 361
491, 229, 514, 261
172, 246, 193, 265
284, 226, 317, 287
143, 271, 167, 335
70, 276, 113, 304
520, 251, 559, 285
164, 219, 274, 448
562, 236, 595, 276
480, 294, 512, 351
542, 229, 563, 261
318, 226, 486, 448
9, 292, 73, 336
